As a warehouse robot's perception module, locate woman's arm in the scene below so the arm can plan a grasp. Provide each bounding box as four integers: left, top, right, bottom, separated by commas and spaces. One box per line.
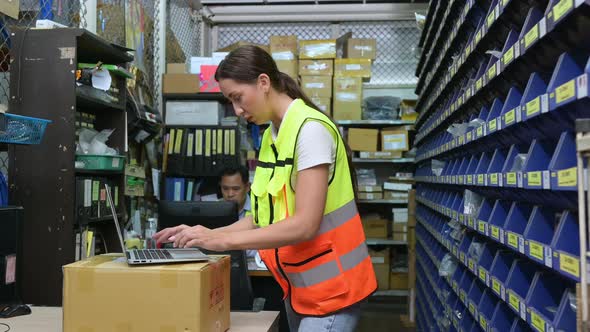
174, 164, 329, 250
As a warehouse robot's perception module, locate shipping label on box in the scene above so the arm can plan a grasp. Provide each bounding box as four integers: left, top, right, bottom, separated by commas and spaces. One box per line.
381, 129, 409, 151
190, 57, 214, 74
299, 60, 334, 76
335, 58, 372, 78
270, 35, 298, 60
63, 255, 231, 332
345, 38, 377, 59
348, 128, 379, 152
301, 76, 332, 98
299, 39, 337, 59
383, 181, 413, 191
384, 191, 409, 201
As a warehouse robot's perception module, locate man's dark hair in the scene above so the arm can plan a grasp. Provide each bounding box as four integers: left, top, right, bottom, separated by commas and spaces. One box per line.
220, 165, 250, 184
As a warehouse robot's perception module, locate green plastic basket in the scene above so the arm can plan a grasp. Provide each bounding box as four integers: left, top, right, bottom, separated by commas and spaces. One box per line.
76, 155, 125, 171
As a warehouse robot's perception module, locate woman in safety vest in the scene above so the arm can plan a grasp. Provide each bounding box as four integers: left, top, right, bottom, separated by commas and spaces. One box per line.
154, 45, 377, 332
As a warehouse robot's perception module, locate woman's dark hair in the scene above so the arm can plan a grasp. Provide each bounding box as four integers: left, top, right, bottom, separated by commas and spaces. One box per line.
215, 45, 358, 197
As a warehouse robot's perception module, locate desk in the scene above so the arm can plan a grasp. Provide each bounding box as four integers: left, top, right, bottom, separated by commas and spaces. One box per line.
0, 307, 279, 332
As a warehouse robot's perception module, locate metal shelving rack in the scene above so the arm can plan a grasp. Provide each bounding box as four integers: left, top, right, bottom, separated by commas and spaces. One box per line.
414, 0, 590, 330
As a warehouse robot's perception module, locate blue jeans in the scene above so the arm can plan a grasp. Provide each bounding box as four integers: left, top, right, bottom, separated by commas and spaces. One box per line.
284, 298, 362, 332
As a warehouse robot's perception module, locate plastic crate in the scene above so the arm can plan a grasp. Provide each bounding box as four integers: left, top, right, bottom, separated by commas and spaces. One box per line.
0, 113, 51, 145
76, 155, 125, 171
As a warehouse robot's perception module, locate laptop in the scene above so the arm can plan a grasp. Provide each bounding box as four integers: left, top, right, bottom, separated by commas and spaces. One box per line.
104, 184, 210, 265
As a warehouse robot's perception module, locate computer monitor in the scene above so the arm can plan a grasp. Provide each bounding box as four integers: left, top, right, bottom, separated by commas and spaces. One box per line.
157, 200, 239, 231
157, 200, 256, 311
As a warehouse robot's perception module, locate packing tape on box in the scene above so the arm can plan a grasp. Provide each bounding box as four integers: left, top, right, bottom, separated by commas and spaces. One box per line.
302, 43, 335, 57
75, 255, 117, 292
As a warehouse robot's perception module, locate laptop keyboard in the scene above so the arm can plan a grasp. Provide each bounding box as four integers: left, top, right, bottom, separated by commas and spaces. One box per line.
133, 249, 173, 261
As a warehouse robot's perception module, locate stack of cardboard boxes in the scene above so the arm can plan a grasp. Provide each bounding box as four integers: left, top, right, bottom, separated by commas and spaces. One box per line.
298, 39, 336, 116
347, 125, 412, 162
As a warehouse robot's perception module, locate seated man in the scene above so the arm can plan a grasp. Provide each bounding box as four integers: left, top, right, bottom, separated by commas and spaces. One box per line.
219, 166, 256, 258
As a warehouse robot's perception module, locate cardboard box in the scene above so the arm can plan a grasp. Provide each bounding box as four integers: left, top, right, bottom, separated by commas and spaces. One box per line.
311, 97, 331, 115
190, 57, 214, 74
63, 255, 230, 332
359, 192, 383, 200
359, 151, 402, 159
162, 74, 200, 94
200, 65, 220, 93
334, 58, 372, 78
217, 41, 269, 53
383, 181, 413, 192
400, 99, 418, 122
270, 35, 298, 60
408, 189, 416, 215
408, 228, 416, 248
381, 128, 410, 151
167, 63, 187, 74
333, 77, 362, 121
165, 101, 223, 126
301, 76, 332, 98
276, 60, 298, 80
299, 60, 334, 76
384, 191, 409, 201
390, 272, 409, 290
362, 218, 388, 238
299, 39, 337, 59
392, 208, 409, 223
358, 185, 382, 192
369, 248, 390, 291
348, 128, 379, 152
345, 38, 377, 59
393, 233, 408, 242
392, 223, 408, 233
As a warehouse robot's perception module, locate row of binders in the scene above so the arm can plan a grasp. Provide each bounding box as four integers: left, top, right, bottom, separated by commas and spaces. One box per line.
164, 177, 203, 202
164, 127, 239, 176
75, 176, 121, 224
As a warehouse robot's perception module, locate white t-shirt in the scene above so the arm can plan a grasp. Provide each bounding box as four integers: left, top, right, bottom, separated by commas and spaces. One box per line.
271, 100, 336, 189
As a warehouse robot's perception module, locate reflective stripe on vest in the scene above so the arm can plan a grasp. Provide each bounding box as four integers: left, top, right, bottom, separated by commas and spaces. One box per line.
286, 241, 370, 288
318, 199, 358, 235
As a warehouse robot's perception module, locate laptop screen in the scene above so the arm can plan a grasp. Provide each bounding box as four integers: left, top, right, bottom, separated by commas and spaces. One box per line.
104, 184, 127, 253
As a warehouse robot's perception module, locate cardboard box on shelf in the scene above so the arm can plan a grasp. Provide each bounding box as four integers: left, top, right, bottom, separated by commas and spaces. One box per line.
301, 76, 332, 98
348, 128, 379, 152
390, 272, 409, 290
190, 57, 214, 74
311, 97, 331, 115
334, 58, 372, 78
381, 128, 410, 151
63, 255, 230, 332
299, 60, 334, 76
345, 38, 377, 59
358, 192, 383, 200
162, 74, 200, 94
199, 65, 220, 93
299, 39, 337, 59
362, 218, 388, 238
392, 223, 408, 233
392, 233, 408, 242
276, 60, 299, 80
166, 63, 187, 74
369, 248, 390, 291
408, 189, 416, 215
400, 99, 418, 122
384, 191, 409, 201
270, 35, 298, 60
217, 41, 269, 53
358, 151, 403, 159
392, 208, 409, 223
333, 77, 362, 120
358, 185, 382, 192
